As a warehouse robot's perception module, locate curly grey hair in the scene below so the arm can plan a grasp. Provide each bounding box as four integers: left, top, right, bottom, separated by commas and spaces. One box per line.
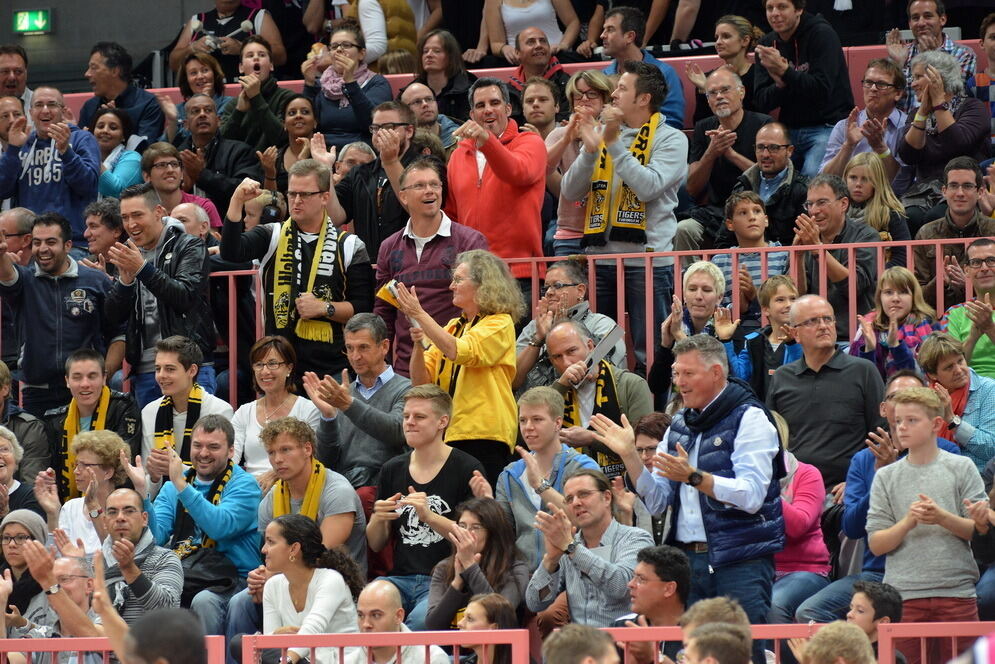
910, 50, 965, 97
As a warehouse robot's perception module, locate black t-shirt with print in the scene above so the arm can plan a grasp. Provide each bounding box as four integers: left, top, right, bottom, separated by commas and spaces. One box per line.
377, 447, 484, 577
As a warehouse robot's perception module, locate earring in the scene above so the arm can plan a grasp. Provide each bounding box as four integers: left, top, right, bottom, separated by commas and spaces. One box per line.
290, 554, 296, 562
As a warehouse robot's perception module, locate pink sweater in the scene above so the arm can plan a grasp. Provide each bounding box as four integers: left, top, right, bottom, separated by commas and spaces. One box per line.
775, 461, 831, 575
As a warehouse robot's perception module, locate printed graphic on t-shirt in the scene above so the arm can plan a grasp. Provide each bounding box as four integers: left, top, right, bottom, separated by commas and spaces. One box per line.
398, 495, 450, 547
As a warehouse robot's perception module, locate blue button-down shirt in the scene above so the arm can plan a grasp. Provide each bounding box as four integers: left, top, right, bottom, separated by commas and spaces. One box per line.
757, 167, 789, 203
355, 365, 395, 401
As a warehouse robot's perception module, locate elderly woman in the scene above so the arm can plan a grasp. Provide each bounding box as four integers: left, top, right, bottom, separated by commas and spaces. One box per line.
397, 249, 524, 486
406, 30, 477, 123
33, 430, 128, 553
0, 427, 43, 518
514, 255, 626, 395
544, 70, 613, 257
897, 50, 991, 188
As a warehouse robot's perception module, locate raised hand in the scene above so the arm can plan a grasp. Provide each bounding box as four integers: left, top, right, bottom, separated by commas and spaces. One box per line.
53, 529, 87, 557
310, 134, 336, 171
964, 498, 992, 533
468, 470, 493, 499
843, 107, 862, 147
793, 213, 821, 247
257, 147, 277, 177
515, 446, 545, 490
651, 443, 693, 482
589, 413, 636, 459
865, 427, 899, 470
453, 119, 489, 148
943, 254, 966, 289
685, 62, 706, 91
33, 468, 61, 516
301, 371, 336, 418
886, 28, 908, 66
857, 314, 877, 352
48, 122, 71, 154
713, 307, 740, 342
610, 476, 636, 520
6, 117, 27, 148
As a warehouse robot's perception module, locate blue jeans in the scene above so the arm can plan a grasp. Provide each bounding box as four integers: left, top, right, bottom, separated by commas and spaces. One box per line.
790, 125, 833, 177
977, 564, 995, 620
378, 574, 431, 630
132, 365, 218, 408
553, 237, 583, 256
769, 572, 831, 624
795, 570, 884, 623
594, 263, 673, 375
191, 578, 246, 636
687, 552, 774, 664
226, 588, 263, 664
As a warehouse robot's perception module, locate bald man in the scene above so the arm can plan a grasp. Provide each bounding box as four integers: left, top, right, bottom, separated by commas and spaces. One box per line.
346, 580, 450, 664
172, 202, 211, 241
399, 82, 458, 153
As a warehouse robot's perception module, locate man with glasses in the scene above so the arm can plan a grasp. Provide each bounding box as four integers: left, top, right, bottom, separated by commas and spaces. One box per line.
718, 122, 808, 249
0, 86, 99, 253
768, 295, 885, 494
373, 158, 487, 376
525, 468, 653, 627
172, 94, 259, 226
820, 59, 911, 193
399, 84, 458, 154
328, 101, 422, 263
676, 68, 772, 254
223, 161, 373, 381
0, 45, 31, 117
915, 156, 995, 309
940, 238, 995, 378
793, 173, 879, 338
140, 143, 223, 231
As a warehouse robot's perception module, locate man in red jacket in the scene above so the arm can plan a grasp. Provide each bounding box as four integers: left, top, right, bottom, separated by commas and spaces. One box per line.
446, 77, 546, 297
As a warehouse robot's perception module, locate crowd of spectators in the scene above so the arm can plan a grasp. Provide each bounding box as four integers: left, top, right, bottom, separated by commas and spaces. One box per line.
2, 0, 995, 662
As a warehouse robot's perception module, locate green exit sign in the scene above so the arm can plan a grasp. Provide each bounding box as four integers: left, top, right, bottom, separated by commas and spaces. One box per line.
13, 9, 51, 35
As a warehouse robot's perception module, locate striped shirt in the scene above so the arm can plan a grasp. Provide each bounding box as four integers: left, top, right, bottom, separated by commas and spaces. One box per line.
96, 528, 182, 626
967, 72, 995, 147
712, 243, 791, 337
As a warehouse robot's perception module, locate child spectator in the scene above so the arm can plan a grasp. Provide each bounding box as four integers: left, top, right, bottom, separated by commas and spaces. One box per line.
711, 191, 791, 339
847, 580, 907, 664
850, 267, 940, 380
722, 275, 802, 399
843, 152, 911, 268
866, 387, 985, 664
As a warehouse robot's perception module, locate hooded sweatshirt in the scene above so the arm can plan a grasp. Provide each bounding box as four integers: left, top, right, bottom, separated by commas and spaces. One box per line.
754, 11, 853, 128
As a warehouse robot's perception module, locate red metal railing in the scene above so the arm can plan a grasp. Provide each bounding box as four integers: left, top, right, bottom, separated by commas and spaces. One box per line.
239, 629, 531, 664
0, 634, 226, 664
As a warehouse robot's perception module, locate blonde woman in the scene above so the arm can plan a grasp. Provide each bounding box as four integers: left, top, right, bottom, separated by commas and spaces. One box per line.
397, 249, 525, 486
844, 152, 911, 268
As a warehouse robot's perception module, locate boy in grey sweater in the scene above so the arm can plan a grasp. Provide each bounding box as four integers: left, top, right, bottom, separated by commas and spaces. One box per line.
866, 386, 985, 664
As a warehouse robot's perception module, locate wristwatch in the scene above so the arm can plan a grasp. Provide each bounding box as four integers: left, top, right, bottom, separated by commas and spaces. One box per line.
948, 415, 962, 429
535, 478, 553, 494
88, 507, 103, 518
563, 541, 578, 555
687, 471, 704, 487
44, 584, 60, 596
528, 334, 544, 347
325, 302, 336, 319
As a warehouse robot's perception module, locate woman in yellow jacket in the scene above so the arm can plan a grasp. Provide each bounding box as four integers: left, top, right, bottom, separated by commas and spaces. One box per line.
397, 249, 525, 487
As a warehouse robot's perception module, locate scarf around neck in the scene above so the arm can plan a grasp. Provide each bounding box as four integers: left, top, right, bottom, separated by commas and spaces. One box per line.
271, 217, 342, 343
321, 63, 375, 106
172, 460, 235, 556
273, 458, 326, 520
153, 384, 203, 461
60, 386, 111, 499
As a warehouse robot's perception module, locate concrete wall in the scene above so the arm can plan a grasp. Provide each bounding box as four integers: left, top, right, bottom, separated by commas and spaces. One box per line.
0, 0, 202, 92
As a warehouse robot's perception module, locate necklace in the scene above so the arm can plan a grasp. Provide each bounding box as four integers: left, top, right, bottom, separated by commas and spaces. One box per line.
262, 394, 293, 423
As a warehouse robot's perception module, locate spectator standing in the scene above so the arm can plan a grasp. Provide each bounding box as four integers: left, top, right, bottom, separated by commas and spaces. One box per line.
219, 36, 296, 154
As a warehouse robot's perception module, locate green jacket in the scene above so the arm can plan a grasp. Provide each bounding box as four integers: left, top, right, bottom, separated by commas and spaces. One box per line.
219, 76, 297, 152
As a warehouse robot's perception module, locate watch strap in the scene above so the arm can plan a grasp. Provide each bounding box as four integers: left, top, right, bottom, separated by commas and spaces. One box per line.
536, 479, 553, 494
44, 584, 60, 596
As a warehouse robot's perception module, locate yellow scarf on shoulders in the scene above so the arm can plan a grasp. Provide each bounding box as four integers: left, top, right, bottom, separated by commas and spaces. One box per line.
273, 459, 326, 520
271, 217, 341, 343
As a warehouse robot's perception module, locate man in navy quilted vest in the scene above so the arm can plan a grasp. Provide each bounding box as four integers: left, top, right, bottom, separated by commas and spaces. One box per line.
592, 333, 784, 664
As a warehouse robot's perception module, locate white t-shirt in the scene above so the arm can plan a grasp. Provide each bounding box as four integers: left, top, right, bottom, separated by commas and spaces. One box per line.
232, 396, 322, 476
140, 391, 235, 460
263, 567, 358, 662
58, 497, 103, 553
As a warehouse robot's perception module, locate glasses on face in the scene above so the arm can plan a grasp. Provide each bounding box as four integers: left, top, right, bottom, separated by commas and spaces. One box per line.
540, 282, 581, 296
451, 275, 472, 286
401, 182, 443, 192
792, 315, 836, 329
152, 160, 181, 170
458, 523, 486, 532
56, 575, 90, 584
369, 122, 411, 133
252, 360, 286, 371
861, 78, 897, 90
0, 69, 25, 77
803, 197, 844, 211
329, 41, 359, 51
1, 534, 32, 546
571, 89, 602, 101
286, 191, 322, 201
705, 85, 738, 99
755, 143, 790, 154
966, 257, 995, 269
105, 506, 141, 518
31, 101, 62, 110
945, 182, 979, 192
406, 96, 435, 107
630, 573, 661, 586
635, 444, 658, 457
564, 489, 601, 504
74, 461, 105, 470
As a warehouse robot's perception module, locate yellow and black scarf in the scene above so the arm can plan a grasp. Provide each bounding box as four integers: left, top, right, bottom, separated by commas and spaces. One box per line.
563, 360, 624, 475
59, 386, 111, 499
270, 217, 344, 343
172, 459, 234, 558
582, 112, 661, 247
273, 459, 326, 520
154, 384, 203, 462
434, 315, 479, 398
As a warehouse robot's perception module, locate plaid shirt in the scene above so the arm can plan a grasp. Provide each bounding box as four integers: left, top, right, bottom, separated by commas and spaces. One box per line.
848, 310, 940, 378
899, 34, 976, 112
967, 72, 995, 147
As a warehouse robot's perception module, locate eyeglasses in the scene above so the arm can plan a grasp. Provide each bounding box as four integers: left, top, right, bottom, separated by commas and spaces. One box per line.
705, 85, 739, 99
286, 191, 323, 201
792, 315, 836, 329
31, 101, 63, 110
945, 182, 979, 192
571, 89, 602, 101
74, 461, 106, 470
540, 282, 581, 296
56, 575, 90, 584
406, 96, 435, 107
329, 41, 360, 51
860, 78, 897, 90
630, 573, 663, 586
1, 534, 33, 545
252, 360, 286, 371
754, 143, 790, 153
0, 69, 26, 77
369, 122, 411, 133
401, 182, 443, 192
803, 197, 844, 211
105, 507, 141, 518
564, 489, 601, 504
457, 523, 486, 532
635, 444, 658, 457
966, 257, 995, 268
152, 160, 181, 170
